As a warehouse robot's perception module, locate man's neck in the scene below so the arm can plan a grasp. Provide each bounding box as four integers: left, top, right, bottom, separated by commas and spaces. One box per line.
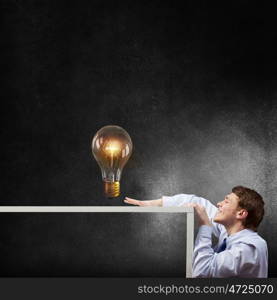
225, 223, 246, 236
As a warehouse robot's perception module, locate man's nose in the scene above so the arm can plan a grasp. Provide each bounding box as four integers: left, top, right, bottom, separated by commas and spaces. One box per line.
217, 201, 222, 207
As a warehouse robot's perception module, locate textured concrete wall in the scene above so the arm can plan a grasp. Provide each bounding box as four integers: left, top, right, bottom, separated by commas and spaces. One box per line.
1, 1, 276, 276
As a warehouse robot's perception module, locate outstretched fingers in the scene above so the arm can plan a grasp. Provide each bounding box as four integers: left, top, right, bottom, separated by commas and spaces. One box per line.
124, 197, 142, 206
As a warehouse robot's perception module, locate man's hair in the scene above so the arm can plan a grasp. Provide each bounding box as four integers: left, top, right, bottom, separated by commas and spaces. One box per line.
232, 186, 264, 231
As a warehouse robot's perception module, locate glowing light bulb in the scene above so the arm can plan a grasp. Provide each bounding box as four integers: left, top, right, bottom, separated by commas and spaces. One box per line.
91, 125, 133, 197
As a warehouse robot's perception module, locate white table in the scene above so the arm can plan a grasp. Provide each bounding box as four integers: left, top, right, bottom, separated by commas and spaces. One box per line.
0, 206, 194, 277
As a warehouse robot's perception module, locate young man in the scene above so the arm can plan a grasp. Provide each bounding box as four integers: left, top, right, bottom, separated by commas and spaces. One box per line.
124, 186, 268, 278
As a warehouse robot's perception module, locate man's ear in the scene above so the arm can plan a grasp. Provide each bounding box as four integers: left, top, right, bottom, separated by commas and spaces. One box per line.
237, 209, 248, 220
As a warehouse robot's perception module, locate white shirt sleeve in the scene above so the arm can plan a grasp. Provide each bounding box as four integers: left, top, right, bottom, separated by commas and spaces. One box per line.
193, 225, 258, 278
162, 194, 224, 238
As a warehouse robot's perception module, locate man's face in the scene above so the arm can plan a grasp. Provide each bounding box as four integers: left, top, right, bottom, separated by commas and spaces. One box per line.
213, 193, 241, 226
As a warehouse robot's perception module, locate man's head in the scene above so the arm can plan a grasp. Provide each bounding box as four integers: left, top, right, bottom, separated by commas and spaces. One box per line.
213, 186, 264, 231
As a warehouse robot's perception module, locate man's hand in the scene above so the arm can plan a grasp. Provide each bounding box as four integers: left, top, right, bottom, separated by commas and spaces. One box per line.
185, 203, 212, 226
124, 197, 162, 207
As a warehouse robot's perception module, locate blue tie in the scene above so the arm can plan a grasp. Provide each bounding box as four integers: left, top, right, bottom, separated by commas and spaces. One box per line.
216, 238, 227, 253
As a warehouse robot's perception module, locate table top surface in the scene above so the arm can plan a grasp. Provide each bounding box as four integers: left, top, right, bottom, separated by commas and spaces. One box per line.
0, 206, 194, 213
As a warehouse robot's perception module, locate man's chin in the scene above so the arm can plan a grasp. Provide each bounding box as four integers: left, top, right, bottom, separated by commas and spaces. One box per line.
213, 217, 223, 224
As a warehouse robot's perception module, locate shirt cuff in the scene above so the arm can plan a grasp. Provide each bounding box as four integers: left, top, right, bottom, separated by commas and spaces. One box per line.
198, 225, 213, 238
162, 196, 172, 207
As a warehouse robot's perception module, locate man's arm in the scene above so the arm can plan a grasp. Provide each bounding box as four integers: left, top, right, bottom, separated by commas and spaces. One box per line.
124, 194, 225, 238
192, 225, 257, 277
162, 194, 224, 238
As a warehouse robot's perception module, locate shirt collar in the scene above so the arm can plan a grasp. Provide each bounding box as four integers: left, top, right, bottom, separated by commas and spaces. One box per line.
226, 228, 256, 242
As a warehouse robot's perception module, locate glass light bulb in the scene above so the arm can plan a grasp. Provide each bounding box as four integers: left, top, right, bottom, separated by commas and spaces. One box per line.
91, 125, 133, 197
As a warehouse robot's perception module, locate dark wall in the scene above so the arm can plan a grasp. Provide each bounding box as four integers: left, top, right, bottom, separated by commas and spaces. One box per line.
1, 0, 277, 277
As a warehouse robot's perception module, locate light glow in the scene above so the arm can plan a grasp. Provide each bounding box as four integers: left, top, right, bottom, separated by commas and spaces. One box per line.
105, 140, 121, 156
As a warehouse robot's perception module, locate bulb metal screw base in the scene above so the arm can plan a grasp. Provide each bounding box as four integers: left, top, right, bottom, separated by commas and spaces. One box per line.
103, 181, 120, 198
